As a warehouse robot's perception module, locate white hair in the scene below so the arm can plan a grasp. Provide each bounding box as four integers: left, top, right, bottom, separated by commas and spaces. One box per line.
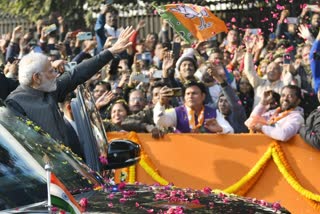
18, 52, 49, 86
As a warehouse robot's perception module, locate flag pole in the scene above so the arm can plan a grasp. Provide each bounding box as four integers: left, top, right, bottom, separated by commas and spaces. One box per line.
45, 163, 52, 214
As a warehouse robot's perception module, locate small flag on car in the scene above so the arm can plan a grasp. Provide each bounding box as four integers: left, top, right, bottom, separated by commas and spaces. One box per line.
50, 173, 83, 214
153, 3, 228, 43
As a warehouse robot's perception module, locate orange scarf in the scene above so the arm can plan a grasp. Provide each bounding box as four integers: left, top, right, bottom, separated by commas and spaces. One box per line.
186, 105, 205, 132
268, 107, 293, 125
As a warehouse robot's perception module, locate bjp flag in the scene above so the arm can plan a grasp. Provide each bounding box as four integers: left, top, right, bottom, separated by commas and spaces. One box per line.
154, 4, 228, 43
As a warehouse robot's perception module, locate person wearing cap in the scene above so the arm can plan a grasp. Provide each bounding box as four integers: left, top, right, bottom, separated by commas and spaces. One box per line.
153, 80, 233, 133
160, 49, 199, 107
162, 48, 198, 89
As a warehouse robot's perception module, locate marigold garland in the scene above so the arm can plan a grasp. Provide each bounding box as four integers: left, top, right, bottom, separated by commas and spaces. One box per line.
271, 141, 320, 210
113, 132, 320, 210
128, 165, 136, 184
223, 147, 272, 194
126, 132, 169, 185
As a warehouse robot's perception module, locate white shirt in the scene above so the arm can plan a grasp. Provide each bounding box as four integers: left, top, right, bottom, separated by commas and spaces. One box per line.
104, 24, 123, 38
245, 104, 304, 141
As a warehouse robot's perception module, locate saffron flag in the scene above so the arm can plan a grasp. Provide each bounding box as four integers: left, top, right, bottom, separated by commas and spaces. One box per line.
154, 4, 228, 43
50, 173, 83, 214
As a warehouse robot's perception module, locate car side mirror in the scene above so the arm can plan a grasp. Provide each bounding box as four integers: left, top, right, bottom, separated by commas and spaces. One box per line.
105, 139, 141, 170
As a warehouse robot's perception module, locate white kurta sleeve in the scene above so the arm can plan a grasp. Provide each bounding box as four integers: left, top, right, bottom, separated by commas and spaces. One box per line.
216, 110, 234, 134
261, 112, 304, 141
153, 102, 177, 129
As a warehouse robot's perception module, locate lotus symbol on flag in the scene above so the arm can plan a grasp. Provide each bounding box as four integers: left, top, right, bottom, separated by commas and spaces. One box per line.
153, 3, 228, 44
170, 5, 212, 31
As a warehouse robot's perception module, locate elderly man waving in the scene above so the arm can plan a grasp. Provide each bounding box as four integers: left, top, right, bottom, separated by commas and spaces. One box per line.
6, 27, 134, 154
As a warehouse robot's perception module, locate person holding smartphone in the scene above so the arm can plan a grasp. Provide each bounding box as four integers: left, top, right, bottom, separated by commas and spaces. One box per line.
154, 80, 233, 133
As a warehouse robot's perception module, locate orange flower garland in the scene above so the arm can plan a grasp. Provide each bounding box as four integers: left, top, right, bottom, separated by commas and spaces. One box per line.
113, 132, 320, 211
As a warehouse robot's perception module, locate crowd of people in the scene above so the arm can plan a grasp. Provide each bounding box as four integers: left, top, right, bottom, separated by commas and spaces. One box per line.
1, 3, 320, 160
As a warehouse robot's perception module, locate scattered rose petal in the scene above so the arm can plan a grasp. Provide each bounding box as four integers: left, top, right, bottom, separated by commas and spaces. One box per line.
272, 202, 281, 210
99, 155, 108, 165
203, 187, 212, 194
79, 198, 88, 210
119, 198, 127, 203
108, 193, 115, 199
231, 17, 236, 22
108, 202, 114, 208
191, 199, 200, 204
118, 182, 126, 190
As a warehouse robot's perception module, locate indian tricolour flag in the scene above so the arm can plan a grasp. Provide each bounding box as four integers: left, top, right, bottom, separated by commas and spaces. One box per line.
50, 173, 83, 214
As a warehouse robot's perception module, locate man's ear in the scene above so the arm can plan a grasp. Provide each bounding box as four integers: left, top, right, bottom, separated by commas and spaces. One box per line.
32, 73, 41, 86
66, 103, 72, 112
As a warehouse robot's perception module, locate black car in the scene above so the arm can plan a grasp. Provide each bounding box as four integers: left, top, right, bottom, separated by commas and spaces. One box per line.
0, 86, 291, 213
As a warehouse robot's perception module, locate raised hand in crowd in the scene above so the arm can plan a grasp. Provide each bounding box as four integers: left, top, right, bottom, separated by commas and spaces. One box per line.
40, 26, 49, 42
55, 42, 67, 59
3, 60, 18, 79
106, 26, 134, 54
11, 25, 23, 44
247, 90, 277, 132
19, 32, 33, 55
298, 24, 314, 44
95, 91, 115, 110
162, 51, 174, 78
118, 72, 130, 88
243, 33, 257, 53
51, 59, 67, 74
279, 9, 289, 23
136, 19, 146, 31
300, 4, 320, 18
83, 40, 97, 53
206, 61, 225, 84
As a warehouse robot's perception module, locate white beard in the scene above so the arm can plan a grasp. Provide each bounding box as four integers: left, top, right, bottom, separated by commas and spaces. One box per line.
37, 76, 57, 92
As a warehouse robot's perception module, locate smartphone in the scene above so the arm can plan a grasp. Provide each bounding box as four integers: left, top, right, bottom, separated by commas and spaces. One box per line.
283, 54, 291, 64
152, 70, 162, 78
49, 50, 60, 56
286, 17, 298, 25
44, 24, 57, 35
142, 52, 152, 67
132, 73, 149, 83
171, 87, 183, 97
172, 42, 181, 60
249, 28, 261, 35
77, 32, 92, 41
64, 61, 77, 72
142, 52, 152, 61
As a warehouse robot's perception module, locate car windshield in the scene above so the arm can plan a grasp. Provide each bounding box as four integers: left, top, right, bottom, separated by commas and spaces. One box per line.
0, 102, 103, 210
